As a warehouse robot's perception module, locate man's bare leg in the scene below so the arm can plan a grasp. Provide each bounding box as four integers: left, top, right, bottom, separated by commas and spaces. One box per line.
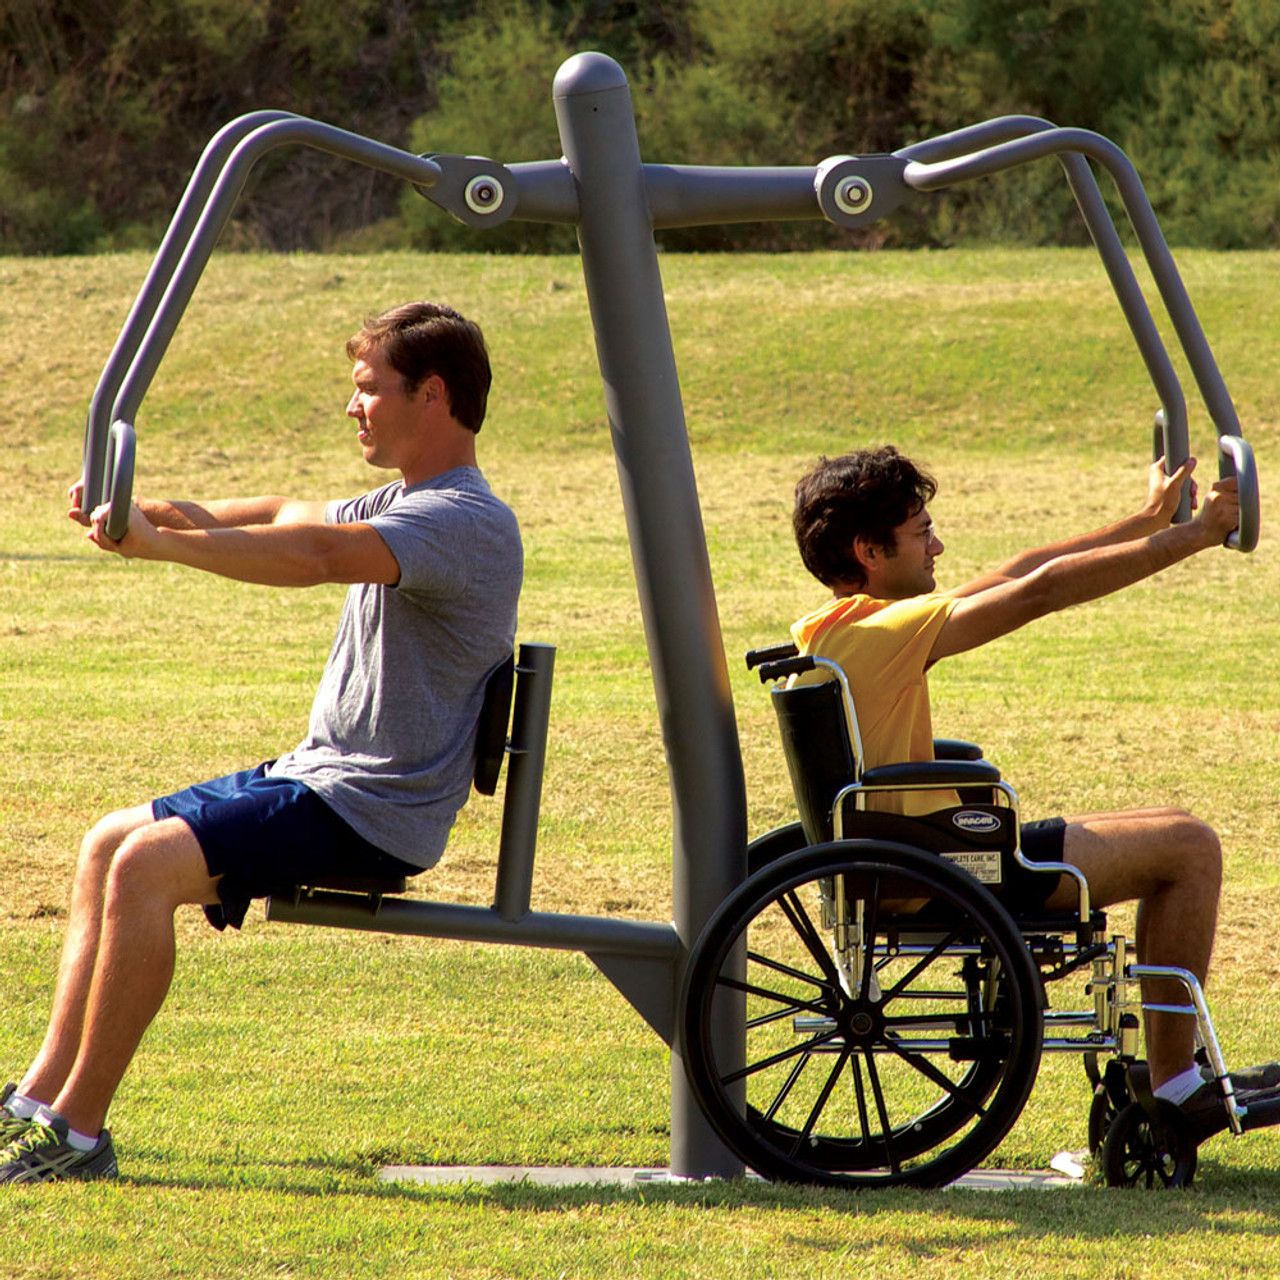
18, 803, 156, 1107
1045, 807, 1221, 1090
22, 817, 221, 1137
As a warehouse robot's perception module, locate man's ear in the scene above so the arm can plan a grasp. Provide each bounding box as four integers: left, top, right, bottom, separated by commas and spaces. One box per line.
417, 373, 448, 406
851, 535, 881, 576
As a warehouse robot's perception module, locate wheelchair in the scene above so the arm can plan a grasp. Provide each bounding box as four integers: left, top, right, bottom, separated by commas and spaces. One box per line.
678, 644, 1280, 1189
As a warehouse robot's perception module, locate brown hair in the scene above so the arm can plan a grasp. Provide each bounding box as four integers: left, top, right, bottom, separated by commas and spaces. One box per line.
347, 302, 491, 432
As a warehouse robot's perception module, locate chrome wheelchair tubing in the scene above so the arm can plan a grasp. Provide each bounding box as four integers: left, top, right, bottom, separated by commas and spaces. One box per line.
1128, 962, 1243, 1136
805, 655, 866, 770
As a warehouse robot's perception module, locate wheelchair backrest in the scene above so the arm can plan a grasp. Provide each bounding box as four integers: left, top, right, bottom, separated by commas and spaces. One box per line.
771, 676, 859, 846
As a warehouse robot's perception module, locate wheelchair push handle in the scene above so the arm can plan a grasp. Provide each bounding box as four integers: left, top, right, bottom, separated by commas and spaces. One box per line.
745, 642, 799, 671
756, 654, 815, 685
102, 420, 136, 543
1218, 434, 1259, 553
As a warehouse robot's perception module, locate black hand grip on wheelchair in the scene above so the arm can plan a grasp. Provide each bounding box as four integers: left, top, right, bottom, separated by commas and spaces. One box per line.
102, 420, 136, 543
1218, 434, 1259, 553
756, 654, 815, 684
745, 642, 799, 670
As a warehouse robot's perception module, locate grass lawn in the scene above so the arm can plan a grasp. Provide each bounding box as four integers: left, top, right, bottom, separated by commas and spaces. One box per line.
0, 246, 1278, 1277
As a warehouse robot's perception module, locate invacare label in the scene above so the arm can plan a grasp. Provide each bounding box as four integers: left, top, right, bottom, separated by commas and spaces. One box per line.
952, 810, 1003, 835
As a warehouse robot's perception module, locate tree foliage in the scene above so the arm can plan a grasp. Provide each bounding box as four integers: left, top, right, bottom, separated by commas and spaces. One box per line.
2, 0, 1278, 253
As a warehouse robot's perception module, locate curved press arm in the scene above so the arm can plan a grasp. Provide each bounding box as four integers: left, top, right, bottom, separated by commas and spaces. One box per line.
80, 114, 454, 524
102, 421, 136, 543
1219, 435, 1259, 553
80, 110, 298, 513
898, 120, 1260, 547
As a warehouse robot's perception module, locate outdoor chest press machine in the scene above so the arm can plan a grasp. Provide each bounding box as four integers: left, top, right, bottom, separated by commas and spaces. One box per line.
81, 52, 1261, 1183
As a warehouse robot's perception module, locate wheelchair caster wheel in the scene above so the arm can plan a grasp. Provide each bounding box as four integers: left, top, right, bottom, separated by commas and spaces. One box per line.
1087, 1085, 1117, 1157
1100, 1099, 1197, 1188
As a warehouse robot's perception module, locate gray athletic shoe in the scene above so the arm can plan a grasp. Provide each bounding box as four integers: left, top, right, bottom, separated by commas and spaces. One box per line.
0, 1113, 118, 1184
0, 1084, 32, 1146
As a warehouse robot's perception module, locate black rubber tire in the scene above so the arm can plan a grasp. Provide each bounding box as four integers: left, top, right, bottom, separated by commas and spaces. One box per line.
680, 839, 1044, 1188
1101, 1099, 1198, 1188
1088, 1084, 1118, 1156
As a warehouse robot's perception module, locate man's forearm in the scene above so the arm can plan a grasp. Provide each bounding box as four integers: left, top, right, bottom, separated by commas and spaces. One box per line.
991, 508, 1167, 580
954, 459, 1195, 597
138, 496, 292, 531
1025, 519, 1215, 614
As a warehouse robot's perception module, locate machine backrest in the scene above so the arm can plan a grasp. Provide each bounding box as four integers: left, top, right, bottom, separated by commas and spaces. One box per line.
474, 652, 516, 796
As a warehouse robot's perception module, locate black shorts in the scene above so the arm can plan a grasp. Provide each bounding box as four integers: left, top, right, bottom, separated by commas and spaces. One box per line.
1003, 816, 1069, 911
152, 764, 419, 931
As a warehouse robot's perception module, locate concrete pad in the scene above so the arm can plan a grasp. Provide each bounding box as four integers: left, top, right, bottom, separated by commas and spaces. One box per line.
378, 1163, 1083, 1190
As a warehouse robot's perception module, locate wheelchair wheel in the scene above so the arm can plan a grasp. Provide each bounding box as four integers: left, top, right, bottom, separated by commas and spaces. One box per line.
745, 822, 1010, 1166
681, 839, 1043, 1188
1100, 1100, 1197, 1189
747, 822, 809, 875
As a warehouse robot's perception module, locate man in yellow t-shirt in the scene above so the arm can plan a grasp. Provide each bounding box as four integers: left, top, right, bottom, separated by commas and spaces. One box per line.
790, 444, 1270, 1134
791, 591, 957, 816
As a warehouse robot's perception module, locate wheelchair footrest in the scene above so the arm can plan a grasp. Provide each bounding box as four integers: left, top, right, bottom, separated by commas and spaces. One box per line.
1239, 1090, 1280, 1134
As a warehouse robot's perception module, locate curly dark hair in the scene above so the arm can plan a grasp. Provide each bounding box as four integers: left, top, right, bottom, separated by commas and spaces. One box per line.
793, 447, 937, 590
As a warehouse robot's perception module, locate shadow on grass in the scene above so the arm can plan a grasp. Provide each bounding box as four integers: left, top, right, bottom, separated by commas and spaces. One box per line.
118, 1153, 1280, 1240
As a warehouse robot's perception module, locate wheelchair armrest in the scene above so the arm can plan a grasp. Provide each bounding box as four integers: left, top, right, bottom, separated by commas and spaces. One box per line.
933, 738, 984, 762
859, 759, 1002, 788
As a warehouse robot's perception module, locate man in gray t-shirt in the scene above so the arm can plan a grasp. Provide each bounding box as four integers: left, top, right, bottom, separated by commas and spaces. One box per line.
273, 470, 521, 866
5, 303, 519, 1184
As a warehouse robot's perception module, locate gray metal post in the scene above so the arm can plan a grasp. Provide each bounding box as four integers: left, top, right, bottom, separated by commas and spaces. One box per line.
552, 52, 746, 1179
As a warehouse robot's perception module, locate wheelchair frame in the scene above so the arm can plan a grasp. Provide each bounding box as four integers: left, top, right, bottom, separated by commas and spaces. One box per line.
677, 647, 1277, 1187
76, 51, 1262, 1183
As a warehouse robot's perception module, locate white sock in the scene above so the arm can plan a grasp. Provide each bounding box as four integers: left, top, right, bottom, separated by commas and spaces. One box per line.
5, 1092, 41, 1121
65, 1126, 100, 1153
32, 1104, 99, 1152
1153, 1065, 1203, 1106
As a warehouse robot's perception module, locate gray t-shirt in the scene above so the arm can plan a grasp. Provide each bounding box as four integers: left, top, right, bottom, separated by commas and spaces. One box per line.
269, 467, 522, 867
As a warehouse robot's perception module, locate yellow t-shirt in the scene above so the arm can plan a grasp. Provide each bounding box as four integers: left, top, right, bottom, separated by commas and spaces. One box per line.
790, 592, 958, 816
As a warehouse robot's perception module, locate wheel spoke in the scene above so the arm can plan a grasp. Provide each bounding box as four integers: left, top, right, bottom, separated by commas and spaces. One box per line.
862, 1050, 902, 1175
762, 1054, 812, 1123
776, 887, 844, 989
882, 930, 963, 1003
722, 1028, 842, 1087
882, 1041, 988, 1120
746, 947, 837, 993
790, 1048, 852, 1157
716, 971, 831, 1022
857, 876, 882, 1003
850, 1051, 872, 1140
745, 998, 826, 1032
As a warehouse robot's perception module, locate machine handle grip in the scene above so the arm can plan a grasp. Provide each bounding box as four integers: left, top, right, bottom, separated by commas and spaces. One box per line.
1218, 434, 1259, 553
102, 420, 136, 543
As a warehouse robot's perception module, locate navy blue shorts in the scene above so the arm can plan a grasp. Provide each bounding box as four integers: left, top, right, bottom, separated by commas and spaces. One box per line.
152, 764, 418, 931
1005, 816, 1069, 910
